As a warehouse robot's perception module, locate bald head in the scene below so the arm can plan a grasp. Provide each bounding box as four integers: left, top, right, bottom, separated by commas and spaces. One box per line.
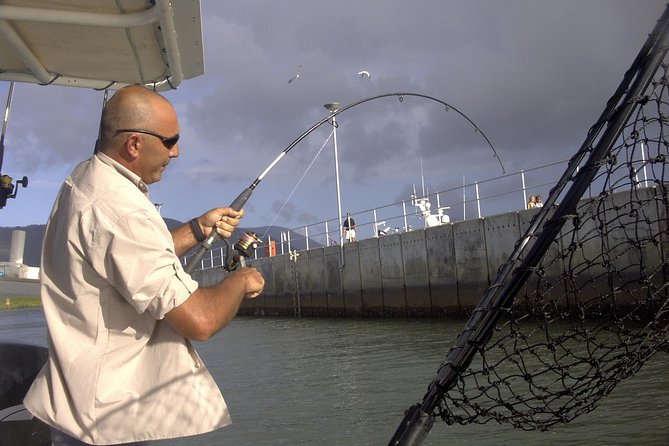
98, 85, 177, 153
96, 85, 181, 184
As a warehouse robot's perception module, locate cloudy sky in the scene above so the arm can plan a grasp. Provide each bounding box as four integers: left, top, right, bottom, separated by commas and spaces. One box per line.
0, 0, 666, 236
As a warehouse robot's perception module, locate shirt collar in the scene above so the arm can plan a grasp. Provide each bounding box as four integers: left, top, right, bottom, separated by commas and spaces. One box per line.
95, 152, 149, 194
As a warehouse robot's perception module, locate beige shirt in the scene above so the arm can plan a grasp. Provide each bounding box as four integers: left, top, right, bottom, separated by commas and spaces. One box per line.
24, 153, 231, 444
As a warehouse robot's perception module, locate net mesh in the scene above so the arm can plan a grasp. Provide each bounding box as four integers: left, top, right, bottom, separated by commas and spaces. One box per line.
431, 37, 669, 433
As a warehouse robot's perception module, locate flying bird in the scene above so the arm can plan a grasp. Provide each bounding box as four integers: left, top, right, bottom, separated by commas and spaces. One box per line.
357, 70, 371, 79
288, 65, 302, 84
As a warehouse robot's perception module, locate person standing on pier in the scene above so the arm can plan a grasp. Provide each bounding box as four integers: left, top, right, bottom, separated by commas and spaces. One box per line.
343, 212, 357, 242
535, 194, 544, 207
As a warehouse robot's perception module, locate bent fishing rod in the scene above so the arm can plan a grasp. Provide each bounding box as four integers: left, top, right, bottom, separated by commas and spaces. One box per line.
184, 92, 503, 273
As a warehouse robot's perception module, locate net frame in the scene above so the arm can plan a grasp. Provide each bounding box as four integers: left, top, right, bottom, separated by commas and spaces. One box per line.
390, 5, 669, 445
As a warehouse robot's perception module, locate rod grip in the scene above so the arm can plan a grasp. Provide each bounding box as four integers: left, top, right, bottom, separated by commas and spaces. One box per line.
184, 187, 254, 273
230, 187, 253, 211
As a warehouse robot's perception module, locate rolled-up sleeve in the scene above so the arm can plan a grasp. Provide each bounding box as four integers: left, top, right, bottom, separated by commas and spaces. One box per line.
88, 207, 198, 320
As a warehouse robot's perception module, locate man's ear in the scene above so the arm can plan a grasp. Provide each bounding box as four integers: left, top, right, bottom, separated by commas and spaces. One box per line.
124, 134, 141, 160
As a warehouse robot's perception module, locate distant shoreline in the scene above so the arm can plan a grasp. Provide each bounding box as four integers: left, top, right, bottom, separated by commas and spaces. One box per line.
1, 296, 41, 310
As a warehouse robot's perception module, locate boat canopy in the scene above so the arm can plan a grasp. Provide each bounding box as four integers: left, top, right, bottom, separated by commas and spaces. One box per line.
0, 0, 204, 91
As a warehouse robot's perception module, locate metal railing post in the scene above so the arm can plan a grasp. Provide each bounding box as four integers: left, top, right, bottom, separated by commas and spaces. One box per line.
641, 141, 649, 187
402, 200, 408, 232
521, 169, 527, 209
462, 175, 466, 221
325, 221, 330, 246
475, 181, 481, 218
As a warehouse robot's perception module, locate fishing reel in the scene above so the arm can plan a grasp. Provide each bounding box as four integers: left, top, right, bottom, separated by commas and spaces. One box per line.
0, 174, 28, 208
224, 231, 262, 272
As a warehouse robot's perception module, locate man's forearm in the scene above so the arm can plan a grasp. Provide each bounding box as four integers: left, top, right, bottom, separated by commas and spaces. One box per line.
164, 272, 252, 340
171, 220, 201, 257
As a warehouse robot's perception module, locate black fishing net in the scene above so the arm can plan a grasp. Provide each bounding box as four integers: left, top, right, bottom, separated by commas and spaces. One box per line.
430, 22, 669, 434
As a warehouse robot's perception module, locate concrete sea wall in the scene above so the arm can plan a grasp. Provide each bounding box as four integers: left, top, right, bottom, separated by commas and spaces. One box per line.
193, 187, 666, 317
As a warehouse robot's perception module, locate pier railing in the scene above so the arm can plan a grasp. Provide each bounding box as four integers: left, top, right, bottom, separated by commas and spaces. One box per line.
184, 152, 653, 270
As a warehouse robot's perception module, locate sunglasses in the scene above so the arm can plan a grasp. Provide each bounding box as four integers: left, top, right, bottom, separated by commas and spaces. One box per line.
115, 129, 180, 149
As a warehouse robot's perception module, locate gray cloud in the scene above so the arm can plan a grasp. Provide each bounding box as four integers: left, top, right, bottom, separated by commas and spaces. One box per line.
1, 0, 665, 229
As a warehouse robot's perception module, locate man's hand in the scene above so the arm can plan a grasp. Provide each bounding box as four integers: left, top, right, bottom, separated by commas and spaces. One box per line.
228, 267, 265, 298
199, 207, 245, 239
165, 266, 265, 340
172, 207, 246, 258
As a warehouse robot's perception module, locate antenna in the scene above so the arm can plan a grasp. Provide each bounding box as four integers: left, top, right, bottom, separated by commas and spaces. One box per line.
420, 158, 426, 197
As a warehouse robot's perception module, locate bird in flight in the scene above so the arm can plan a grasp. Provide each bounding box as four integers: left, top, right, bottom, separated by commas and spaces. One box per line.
288, 65, 302, 84
357, 70, 371, 78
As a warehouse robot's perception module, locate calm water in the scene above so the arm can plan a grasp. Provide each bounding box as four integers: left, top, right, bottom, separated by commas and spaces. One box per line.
1, 309, 667, 446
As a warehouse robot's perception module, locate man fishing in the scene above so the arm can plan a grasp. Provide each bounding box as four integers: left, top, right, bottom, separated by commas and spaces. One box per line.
24, 85, 264, 445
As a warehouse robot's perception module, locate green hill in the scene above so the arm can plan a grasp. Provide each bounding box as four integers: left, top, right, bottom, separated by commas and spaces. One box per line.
0, 219, 317, 267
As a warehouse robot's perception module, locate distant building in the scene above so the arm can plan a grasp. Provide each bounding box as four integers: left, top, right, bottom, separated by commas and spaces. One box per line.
0, 229, 39, 279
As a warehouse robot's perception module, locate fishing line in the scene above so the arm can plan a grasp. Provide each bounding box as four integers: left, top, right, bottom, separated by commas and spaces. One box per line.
184, 92, 503, 273
260, 129, 334, 239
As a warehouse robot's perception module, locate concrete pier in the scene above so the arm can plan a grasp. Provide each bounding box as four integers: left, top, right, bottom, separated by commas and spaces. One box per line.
192, 187, 666, 317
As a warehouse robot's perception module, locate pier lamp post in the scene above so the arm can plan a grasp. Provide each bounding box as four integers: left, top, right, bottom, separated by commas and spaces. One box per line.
324, 102, 344, 267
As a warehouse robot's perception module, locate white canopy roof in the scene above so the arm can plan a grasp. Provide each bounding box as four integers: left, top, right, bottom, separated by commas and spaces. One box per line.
0, 0, 204, 91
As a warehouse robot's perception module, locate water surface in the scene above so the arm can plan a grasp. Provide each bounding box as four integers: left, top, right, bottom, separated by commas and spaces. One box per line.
1, 310, 667, 445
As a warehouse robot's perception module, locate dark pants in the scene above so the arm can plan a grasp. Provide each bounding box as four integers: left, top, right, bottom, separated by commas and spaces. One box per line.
50, 427, 152, 446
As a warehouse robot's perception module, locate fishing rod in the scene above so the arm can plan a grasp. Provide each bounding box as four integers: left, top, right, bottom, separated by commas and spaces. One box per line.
184, 92, 503, 273
0, 81, 28, 209
0, 81, 15, 173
